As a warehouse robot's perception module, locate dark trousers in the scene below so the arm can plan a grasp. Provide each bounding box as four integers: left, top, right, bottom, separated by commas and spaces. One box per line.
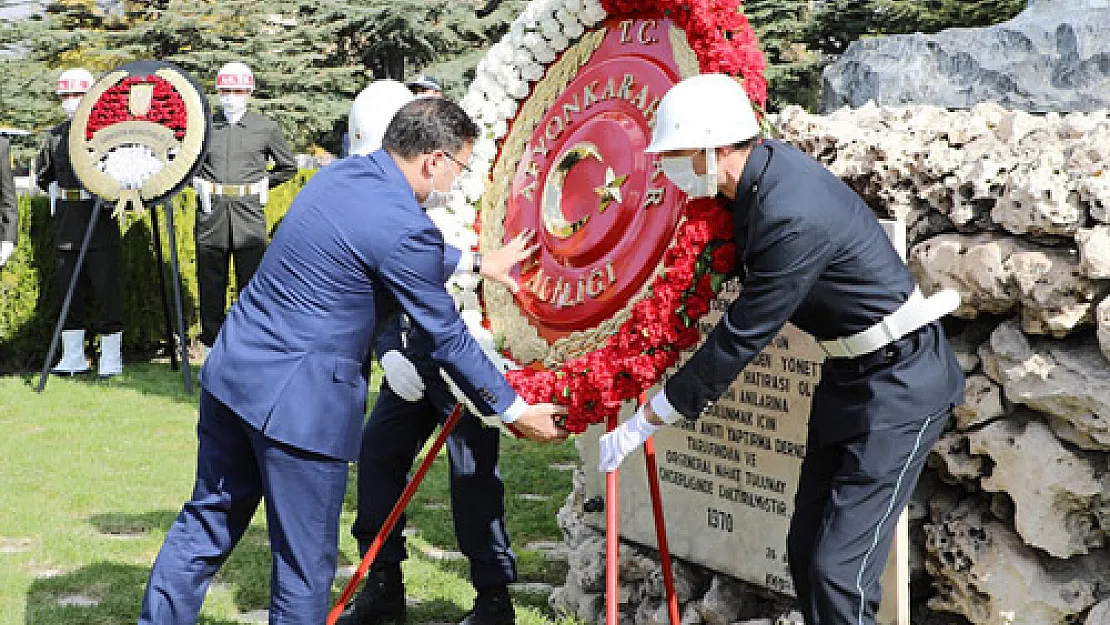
786, 325, 956, 625
196, 242, 265, 346
352, 371, 517, 589
55, 246, 123, 334
139, 390, 348, 624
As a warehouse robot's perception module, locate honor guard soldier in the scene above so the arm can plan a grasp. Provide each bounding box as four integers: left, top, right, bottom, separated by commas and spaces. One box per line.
598, 74, 965, 625
37, 68, 126, 378
0, 133, 16, 268
193, 61, 297, 354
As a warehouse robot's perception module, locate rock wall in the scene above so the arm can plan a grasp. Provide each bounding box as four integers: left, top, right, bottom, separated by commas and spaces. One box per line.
819, 1, 1110, 113
553, 104, 1110, 625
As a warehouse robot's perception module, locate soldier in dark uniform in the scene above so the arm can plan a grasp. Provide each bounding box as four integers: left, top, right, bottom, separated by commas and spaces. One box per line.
0, 135, 17, 268
192, 61, 297, 352
599, 74, 965, 625
37, 67, 126, 378
338, 82, 521, 625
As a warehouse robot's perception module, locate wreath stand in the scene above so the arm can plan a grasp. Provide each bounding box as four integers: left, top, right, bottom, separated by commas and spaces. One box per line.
36, 192, 193, 393
327, 403, 465, 625
605, 394, 681, 625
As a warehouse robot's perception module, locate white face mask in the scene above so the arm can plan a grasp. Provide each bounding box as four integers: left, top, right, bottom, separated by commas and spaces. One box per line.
219, 93, 249, 119
422, 157, 463, 210
660, 148, 718, 199
61, 98, 81, 119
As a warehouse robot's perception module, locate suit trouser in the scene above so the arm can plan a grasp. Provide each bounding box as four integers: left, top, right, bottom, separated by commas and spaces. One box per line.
352, 373, 517, 589
139, 390, 348, 624
786, 327, 954, 625
55, 246, 123, 334
196, 242, 265, 347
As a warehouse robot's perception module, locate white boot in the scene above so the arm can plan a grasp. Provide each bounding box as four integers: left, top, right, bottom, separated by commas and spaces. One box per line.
52, 329, 90, 375
98, 331, 123, 378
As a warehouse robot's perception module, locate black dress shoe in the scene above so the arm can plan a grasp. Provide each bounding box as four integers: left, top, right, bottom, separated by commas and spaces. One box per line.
458, 587, 515, 625
336, 568, 407, 625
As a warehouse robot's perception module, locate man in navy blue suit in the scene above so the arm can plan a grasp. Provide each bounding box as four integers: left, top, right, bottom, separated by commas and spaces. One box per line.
137, 97, 568, 625
598, 74, 964, 625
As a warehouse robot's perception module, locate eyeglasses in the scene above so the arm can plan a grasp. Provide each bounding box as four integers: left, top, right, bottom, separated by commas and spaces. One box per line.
442, 151, 472, 175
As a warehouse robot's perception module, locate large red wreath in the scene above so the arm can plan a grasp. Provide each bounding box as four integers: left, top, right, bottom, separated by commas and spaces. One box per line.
502, 0, 766, 433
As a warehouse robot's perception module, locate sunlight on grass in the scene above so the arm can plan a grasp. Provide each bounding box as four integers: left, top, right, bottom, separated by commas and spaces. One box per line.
0, 363, 584, 624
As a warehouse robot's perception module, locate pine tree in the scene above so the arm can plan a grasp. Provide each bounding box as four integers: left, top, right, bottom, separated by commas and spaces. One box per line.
742, 0, 822, 110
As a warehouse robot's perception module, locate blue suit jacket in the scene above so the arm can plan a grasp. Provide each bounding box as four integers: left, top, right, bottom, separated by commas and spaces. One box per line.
201, 150, 516, 461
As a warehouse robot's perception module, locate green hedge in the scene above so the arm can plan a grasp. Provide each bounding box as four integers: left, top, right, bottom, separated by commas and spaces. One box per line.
0, 170, 315, 373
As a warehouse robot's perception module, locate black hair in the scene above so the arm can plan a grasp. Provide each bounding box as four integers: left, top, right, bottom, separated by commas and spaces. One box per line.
382, 98, 479, 159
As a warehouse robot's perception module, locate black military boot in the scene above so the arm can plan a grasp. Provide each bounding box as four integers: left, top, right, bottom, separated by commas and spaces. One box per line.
458, 586, 515, 625
336, 563, 406, 625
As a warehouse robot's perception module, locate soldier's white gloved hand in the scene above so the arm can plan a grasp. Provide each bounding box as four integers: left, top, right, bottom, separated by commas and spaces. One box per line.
598, 406, 659, 473
0, 240, 13, 267
381, 350, 424, 402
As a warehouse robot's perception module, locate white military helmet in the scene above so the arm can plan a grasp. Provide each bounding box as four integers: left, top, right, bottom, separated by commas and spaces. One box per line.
56, 68, 95, 95
216, 61, 255, 91
348, 80, 415, 156
645, 73, 759, 153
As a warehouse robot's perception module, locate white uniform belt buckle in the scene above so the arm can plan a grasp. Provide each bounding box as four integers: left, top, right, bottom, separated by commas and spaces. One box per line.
212, 183, 252, 197
59, 188, 89, 201
818, 288, 960, 359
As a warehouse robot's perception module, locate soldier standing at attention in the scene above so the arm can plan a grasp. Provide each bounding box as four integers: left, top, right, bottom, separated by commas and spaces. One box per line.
38, 68, 126, 378
193, 61, 297, 355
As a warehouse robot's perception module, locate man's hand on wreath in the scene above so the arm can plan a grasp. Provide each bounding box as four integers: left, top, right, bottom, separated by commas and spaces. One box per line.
510, 402, 570, 443
598, 404, 662, 473
480, 229, 538, 294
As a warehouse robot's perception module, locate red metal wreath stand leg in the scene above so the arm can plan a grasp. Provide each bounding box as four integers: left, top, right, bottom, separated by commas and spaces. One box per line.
606, 395, 680, 625
327, 403, 465, 625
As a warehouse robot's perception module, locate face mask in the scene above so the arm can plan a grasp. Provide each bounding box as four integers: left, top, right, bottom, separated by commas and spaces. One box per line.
219, 93, 249, 119
660, 148, 718, 199
422, 159, 462, 210
61, 98, 80, 119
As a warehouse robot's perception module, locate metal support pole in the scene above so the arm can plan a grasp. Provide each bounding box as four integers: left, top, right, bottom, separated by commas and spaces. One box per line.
161, 197, 192, 393
605, 412, 620, 625
150, 199, 178, 370
327, 403, 464, 625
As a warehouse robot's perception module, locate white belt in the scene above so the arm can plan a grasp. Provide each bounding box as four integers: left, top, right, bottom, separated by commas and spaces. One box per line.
211, 181, 266, 197
818, 288, 961, 359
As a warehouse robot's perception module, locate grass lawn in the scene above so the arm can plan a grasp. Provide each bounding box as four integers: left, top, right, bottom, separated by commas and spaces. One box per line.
0, 363, 582, 624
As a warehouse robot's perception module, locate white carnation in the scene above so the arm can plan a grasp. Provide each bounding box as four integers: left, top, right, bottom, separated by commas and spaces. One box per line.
540, 16, 563, 40
556, 8, 584, 39
548, 33, 570, 52
519, 61, 545, 82
492, 118, 510, 139
495, 96, 519, 119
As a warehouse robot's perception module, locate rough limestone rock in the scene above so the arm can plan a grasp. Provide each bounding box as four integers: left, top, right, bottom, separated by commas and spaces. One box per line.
697, 577, 745, 625
909, 233, 1105, 335
980, 321, 1110, 450
1077, 226, 1110, 279
820, 1, 1110, 113
924, 493, 1110, 625
1099, 297, 1110, 362
966, 413, 1106, 557
953, 374, 1007, 430
1087, 600, 1110, 625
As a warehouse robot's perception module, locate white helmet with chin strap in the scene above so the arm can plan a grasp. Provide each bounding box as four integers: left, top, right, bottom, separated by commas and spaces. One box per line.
347, 80, 415, 156
645, 73, 759, 154
56, 68, 95, 95
645, 74, 760, 198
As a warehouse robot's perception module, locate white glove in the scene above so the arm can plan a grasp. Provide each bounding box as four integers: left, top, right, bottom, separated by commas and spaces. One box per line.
0, 240, 13, 267
381, 350, 425, 402
598, 407, 660, 473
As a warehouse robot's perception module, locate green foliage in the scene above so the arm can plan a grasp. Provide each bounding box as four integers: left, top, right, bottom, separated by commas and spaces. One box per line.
743, 0, 823, 111
0, 170, 314, 374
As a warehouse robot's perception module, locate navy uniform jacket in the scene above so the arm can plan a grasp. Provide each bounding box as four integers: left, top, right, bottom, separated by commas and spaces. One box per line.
196, 111, 297, 249
36, 121, 121, 250
665, 140, 963, 442
201, 150, 517, 462
0, 137, 16, 245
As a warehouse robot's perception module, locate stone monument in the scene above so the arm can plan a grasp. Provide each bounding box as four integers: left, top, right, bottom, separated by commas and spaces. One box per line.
820, 0, 1110, 113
